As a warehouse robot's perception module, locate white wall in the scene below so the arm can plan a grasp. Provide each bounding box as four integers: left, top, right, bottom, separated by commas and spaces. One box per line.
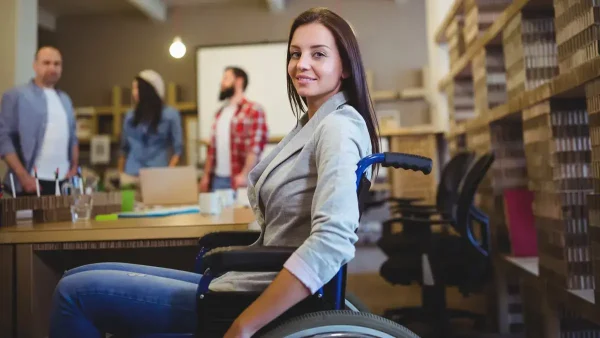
15, 0, 37, 86
425, 0, 452, 132
0, 0, 38, 178
0, 0, 37, 94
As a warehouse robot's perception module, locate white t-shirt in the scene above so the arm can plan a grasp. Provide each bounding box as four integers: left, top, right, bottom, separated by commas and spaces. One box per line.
214, 103, 237, 177
34, 88, 70, 180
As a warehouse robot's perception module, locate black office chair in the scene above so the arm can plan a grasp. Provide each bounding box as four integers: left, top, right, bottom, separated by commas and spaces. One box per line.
138, 152, 432, 338
379, 152, 494, 338
377, 151, 476, 256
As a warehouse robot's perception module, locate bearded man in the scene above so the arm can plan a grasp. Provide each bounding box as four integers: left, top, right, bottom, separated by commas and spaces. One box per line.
199, 66, 268, 191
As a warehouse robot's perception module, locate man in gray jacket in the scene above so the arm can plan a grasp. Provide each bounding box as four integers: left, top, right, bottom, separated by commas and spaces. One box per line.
0, 46, 79, 195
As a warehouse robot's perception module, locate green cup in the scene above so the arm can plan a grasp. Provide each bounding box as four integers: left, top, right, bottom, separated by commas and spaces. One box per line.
121, 189, 135, 212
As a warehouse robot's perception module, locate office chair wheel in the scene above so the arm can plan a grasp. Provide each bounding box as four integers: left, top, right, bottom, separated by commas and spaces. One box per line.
260, 310, 420, 338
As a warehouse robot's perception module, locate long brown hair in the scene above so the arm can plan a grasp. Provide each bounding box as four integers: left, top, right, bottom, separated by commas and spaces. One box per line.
132, 77, 163, 133
286, 7, 380, 156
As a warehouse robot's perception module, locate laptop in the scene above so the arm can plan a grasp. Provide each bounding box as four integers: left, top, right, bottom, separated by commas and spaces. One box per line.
138, 166, 199, 206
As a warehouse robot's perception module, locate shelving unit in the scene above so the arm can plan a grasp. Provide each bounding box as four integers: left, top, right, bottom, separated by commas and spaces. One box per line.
437, 0, 600, 335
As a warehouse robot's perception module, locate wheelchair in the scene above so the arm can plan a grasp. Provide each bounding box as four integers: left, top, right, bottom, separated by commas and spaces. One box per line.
140, 152, 432, 338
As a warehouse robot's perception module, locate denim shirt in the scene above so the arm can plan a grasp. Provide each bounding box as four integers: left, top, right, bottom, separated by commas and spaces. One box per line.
0, 81, 78, 193
121, 106, 183, 176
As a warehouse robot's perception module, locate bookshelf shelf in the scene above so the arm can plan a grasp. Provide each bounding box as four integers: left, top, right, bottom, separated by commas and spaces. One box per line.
448, 57, 600, 137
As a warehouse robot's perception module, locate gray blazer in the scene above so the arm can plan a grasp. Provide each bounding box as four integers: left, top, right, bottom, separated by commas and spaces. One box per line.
209, 91, 372, 293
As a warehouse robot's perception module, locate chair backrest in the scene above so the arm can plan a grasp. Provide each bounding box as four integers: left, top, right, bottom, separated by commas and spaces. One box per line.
453, 152, 495, 255
435, 151, 476, 215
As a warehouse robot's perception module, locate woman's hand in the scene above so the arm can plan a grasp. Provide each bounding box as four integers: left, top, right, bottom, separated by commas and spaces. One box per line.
225, 268, 311, 337
223, 318, 256, 338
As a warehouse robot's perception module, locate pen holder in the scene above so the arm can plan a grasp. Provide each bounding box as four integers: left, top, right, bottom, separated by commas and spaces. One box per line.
0, 191, 123, 227
33, 195, 72, 223
90, 191, 122, 217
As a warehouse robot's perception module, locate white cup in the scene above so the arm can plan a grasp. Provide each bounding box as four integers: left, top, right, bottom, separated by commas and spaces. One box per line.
236, 188, 250, 207
199, 192, 222, 215
216, 189, 235, 207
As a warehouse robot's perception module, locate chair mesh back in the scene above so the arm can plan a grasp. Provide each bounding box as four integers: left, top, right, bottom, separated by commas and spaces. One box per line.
436, 151, 476, 215
454, 153, 495, 236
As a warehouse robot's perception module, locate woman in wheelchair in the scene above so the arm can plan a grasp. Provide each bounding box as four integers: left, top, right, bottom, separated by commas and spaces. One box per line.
49, 7, 413, 338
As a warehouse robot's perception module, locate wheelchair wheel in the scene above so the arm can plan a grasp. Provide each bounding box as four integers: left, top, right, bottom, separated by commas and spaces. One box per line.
260, 310, 419, 338
345, 292, 370, 312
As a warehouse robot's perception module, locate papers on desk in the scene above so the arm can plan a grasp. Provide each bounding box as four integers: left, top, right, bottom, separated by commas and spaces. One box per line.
118, 205, 200, 218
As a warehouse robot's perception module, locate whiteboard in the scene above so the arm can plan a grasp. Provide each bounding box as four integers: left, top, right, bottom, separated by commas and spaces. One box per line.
196, 42, 297, 162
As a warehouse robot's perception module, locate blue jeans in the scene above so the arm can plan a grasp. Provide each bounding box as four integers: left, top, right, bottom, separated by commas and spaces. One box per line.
211, 175, 231, 190
49, 262, 202, 337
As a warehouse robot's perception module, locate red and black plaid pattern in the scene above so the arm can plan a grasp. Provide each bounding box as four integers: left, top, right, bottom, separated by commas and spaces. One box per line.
207, 98, 268, 177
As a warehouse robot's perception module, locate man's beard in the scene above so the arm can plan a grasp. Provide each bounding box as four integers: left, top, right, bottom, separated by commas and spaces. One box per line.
219, 86, 235, 101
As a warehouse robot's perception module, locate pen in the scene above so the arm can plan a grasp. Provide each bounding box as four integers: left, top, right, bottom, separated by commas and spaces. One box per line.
9, 173, 16, 198
78, 167, 84, 194
55, 168, 60, 196
34, 166, 40, 197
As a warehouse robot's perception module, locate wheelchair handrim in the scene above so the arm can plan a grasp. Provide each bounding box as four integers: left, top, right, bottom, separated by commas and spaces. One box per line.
344, 299, 360, 312
281, 325, 395, 338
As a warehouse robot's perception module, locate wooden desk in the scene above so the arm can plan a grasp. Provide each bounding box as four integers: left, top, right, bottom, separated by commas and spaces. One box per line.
0, 208, 255, 338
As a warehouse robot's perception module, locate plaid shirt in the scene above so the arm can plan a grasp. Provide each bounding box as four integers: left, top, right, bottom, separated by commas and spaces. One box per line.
207, 98, 268, 178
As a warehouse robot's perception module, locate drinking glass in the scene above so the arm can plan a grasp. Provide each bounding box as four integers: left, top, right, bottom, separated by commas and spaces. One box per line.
71, 193, 93, 222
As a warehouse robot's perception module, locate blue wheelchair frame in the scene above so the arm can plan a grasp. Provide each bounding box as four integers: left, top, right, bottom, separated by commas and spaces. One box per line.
140, 152, 432, 337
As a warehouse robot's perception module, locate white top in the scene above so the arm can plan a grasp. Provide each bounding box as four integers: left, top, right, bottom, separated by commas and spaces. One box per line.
34, 88, 70, 180
214, 103, 237, 177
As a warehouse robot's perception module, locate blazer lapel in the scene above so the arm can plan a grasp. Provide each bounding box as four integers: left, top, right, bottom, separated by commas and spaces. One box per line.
246, 122, 302, 224
253, 91, 349, 198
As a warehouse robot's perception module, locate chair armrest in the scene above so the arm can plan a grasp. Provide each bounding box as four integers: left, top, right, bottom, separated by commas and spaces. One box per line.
468, 206, 490, 257
392, 206, 439, 216
202, 246, 296, 275
394, 203, 436, 210
383, 217, 452, 227
364, 197, 423, 209
390, 197, 423, 204
469, 205, 489, 223
198, 231, 261, 249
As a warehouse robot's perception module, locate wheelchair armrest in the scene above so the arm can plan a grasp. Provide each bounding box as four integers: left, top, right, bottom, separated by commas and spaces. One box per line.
198, 231, 261, 249
202, 246, 296, 275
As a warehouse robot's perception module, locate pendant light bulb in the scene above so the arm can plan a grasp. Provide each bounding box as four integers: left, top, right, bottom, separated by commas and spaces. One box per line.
169, 36, 186, 59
